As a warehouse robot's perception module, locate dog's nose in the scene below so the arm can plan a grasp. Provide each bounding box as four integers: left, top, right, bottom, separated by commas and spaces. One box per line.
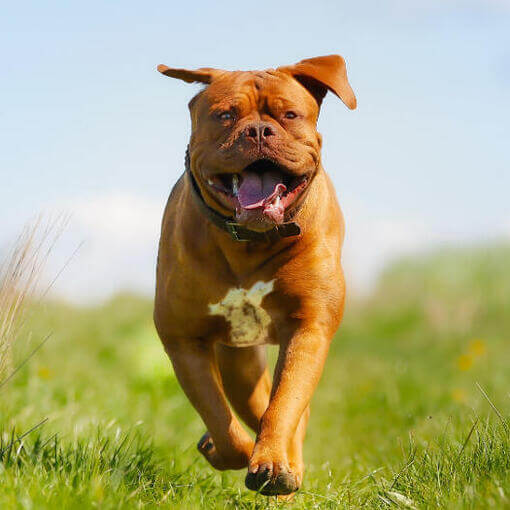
243, 122, 275, 143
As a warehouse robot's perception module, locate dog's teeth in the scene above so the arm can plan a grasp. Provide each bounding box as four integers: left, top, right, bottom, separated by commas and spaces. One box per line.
232, 174, 239, 196
207, 179, 214, 186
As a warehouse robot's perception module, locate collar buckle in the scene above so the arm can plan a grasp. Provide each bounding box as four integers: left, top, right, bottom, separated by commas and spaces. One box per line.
225, 222, 249, 242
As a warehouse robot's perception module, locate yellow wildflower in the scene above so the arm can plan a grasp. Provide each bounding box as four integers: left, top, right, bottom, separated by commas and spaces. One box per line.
468, 339, 486, 357
451, 388, 467, 403
457, 354, 473, 371
37, 367, 53, 380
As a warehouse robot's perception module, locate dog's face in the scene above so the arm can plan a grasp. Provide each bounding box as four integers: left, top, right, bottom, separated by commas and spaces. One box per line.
158, 55, 356, 231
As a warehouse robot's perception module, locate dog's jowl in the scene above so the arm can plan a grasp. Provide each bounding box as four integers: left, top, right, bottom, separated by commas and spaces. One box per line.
154, 55, 356, 496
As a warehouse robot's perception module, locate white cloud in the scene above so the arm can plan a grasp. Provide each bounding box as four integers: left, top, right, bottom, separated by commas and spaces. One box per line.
503, 217, 510, 237
46, 193, 164, 303
341, 198, 446, 295
71, 193, 162, 244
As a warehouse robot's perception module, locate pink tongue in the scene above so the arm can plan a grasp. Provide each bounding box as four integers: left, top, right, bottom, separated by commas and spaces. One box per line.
237, 170, 286, 209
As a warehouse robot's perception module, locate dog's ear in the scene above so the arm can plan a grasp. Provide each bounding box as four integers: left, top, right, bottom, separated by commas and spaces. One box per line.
157, 64, 225, 84
278, 55, 356, 110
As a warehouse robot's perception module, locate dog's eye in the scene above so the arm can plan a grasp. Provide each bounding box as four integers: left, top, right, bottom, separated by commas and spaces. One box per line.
284, 111, 297, 119
218, 111, 233, 121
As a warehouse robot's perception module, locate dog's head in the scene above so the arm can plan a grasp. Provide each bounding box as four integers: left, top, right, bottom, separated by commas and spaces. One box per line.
158, 55, 356, 231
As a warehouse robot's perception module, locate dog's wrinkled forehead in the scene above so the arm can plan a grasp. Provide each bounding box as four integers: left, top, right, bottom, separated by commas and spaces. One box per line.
158, 55, 356, 116
158, 55, 357, 112
192, 70, 319, 118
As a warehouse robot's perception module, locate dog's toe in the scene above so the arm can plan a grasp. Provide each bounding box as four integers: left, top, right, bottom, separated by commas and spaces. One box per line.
245, 461, 299, 496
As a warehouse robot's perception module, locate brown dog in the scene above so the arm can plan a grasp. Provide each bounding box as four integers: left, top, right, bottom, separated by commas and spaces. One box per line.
154, 55, 356, 496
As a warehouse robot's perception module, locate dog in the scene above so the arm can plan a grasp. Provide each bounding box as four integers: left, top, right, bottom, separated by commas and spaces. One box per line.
154, 55, 356, 496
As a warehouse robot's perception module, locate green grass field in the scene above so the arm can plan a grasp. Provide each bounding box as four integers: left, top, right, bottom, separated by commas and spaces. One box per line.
1, 243, 510, 509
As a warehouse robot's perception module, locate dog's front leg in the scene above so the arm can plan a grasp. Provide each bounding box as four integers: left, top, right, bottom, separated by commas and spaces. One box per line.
164, 338, 254, 470
245, 323, 331, 495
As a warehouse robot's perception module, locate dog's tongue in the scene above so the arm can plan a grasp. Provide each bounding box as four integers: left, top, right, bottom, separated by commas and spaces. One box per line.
237, 170, 286, 210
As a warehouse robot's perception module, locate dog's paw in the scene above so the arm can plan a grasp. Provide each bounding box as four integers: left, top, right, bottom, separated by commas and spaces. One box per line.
197, 432, 251, 471
245, 457, 301, 496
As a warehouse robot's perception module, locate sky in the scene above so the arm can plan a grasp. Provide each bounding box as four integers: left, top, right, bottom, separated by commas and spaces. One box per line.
1, 0, 509, 302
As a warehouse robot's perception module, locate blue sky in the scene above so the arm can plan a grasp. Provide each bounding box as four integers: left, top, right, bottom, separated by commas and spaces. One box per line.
1, 1, 509, 301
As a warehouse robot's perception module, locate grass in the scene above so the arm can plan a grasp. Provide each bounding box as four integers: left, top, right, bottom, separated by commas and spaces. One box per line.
1, 242, 510, 508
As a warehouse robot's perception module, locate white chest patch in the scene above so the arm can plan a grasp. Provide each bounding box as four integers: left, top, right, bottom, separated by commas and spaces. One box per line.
208, 280, 275, 346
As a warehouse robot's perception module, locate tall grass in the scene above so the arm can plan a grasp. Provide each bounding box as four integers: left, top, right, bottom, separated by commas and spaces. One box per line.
0, 217, 67, 384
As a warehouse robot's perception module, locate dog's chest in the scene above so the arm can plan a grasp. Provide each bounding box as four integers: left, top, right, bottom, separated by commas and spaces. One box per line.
208, 280, 275, 346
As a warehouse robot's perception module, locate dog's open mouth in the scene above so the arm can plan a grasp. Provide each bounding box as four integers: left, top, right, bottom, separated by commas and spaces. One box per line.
205, 160, 309, 225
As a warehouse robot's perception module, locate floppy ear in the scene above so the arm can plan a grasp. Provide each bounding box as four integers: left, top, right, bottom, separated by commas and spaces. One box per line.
157, 64, 224, 84
278, 55, 357, 110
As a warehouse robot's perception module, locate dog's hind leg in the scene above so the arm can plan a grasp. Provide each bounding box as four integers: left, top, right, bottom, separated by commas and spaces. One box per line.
163, 337, 254, 470
215, 344, 271, 433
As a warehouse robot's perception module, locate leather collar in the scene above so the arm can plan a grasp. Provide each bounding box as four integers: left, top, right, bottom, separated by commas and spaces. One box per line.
185, 149, 302, 243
